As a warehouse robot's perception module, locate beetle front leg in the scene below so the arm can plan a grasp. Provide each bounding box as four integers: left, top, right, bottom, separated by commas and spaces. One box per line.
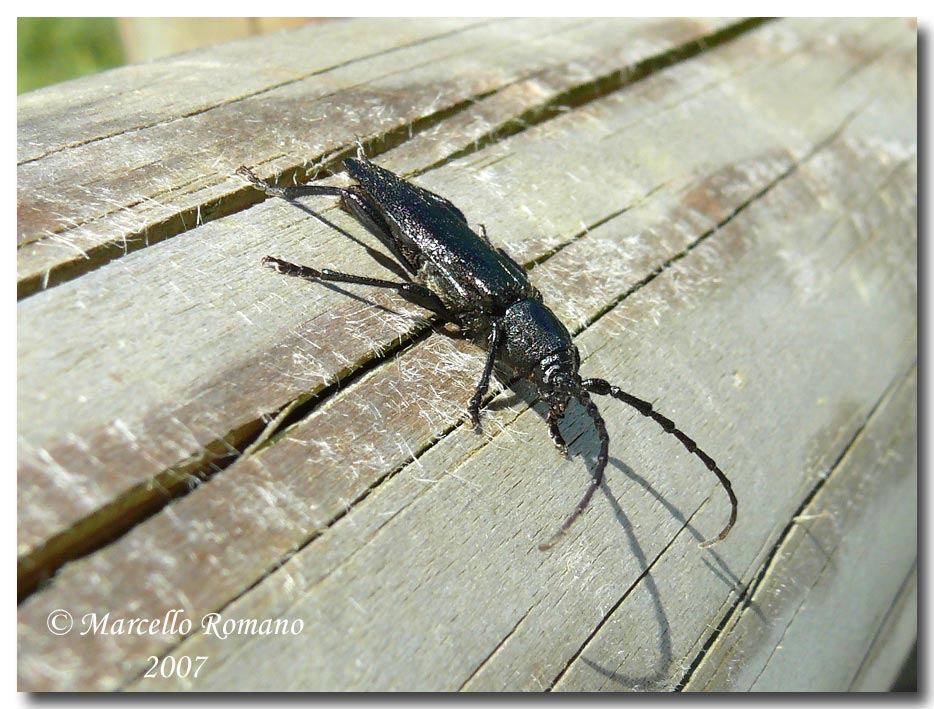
467, 320, 504, 429
545, 407, 570, 457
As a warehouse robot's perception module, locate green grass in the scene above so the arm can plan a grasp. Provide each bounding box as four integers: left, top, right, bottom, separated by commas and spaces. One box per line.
18, 18, 125, 94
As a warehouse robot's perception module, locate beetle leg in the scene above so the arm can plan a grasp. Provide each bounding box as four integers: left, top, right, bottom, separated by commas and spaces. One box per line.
238, 166, 421, 277
339, 186, 424, 276
262, 256, 452, 318
545, 407, 569, 457
237, 166, 346, 201
467, 319, 504, 429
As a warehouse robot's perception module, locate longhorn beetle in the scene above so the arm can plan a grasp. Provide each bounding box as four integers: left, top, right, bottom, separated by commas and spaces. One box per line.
237, 156, 737, 551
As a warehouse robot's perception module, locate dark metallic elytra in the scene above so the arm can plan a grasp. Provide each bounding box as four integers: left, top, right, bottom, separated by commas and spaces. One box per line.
237, 157, 737, 550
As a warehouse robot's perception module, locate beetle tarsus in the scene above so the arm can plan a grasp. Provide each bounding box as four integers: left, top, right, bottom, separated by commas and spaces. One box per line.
237, 166, 288, 198
262, 256, 322, 279
468, 403, 483, 430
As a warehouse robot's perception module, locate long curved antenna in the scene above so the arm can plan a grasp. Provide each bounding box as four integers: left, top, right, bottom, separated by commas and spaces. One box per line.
583, 377, 737, 547
538, 391, 609, 551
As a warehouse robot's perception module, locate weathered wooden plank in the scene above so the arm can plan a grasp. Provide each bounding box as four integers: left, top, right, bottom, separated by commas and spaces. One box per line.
16, 17, 754, 564
17, 17, 735, 296
16, 18, 485, 162
17, 18, 916, 691
849, 566, 917, 691
683, 369, 917, 692
128, 120, 914, 691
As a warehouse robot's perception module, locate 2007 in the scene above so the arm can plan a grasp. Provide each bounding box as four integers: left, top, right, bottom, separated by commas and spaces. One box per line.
143, 655, 208, 679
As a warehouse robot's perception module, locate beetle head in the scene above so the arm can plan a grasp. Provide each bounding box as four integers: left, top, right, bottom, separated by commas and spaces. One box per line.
535, 348, 582, 416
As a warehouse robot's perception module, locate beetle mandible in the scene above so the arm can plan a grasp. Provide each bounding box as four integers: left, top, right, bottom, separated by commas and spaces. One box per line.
237, 156, 737, 551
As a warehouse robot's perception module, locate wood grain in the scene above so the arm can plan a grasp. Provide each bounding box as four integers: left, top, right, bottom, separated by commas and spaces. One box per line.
17, 18, 916, 691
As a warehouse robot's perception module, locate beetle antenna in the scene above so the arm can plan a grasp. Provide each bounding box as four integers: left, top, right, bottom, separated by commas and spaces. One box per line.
538, 391, 608, 551
582, 377, 737, 547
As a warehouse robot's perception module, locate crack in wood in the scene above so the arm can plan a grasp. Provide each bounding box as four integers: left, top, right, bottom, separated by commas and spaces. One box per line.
673, 362, 916, 691
412, 18, 772, 177
16, 91, 503, 300
459, 605, 535, 690
848, 560, 917, 689
544, 505, 702, 691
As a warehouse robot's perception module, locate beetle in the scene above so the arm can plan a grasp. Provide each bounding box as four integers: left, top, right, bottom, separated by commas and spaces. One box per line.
237, 156, 737, 550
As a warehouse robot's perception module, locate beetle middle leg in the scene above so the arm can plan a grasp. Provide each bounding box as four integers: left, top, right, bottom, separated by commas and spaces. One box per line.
262, 256, 453, 317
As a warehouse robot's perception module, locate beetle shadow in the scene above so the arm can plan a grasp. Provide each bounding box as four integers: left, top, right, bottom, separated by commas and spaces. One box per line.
587, 474, 674, 689
522, 395, 745, 688
606, 454, 745, 599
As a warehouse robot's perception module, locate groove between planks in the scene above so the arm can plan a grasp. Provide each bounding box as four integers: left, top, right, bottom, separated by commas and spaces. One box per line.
17, 19, 498, 166
675, 362, 916, 690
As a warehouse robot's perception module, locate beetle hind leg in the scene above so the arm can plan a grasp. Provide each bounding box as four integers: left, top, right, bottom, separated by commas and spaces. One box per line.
237, 166, 345, 201
238, 166, 421, 278
338, 186, 423, 277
